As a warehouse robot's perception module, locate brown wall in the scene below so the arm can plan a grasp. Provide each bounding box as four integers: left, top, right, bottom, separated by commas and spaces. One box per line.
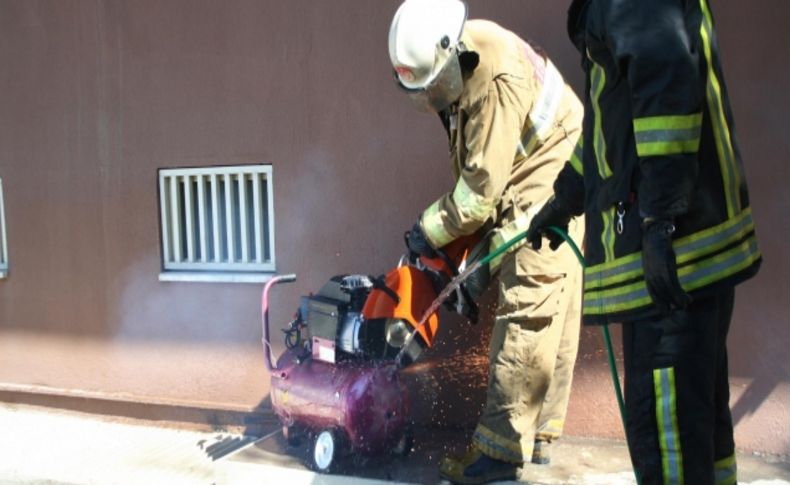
0, 1, 788, 454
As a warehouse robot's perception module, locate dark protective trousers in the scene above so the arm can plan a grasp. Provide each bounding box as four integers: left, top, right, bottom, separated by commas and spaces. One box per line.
622, 288, 738, 485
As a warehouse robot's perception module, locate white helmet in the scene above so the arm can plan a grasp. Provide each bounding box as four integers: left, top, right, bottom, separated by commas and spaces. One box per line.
388, 0, 468, 112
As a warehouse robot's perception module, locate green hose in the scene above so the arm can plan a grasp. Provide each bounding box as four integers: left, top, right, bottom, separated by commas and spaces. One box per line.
476, 225, 639, 485
543, 227, 627, 428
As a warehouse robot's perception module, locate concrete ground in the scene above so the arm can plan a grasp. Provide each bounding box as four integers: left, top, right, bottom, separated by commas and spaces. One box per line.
0, 402, 788, 485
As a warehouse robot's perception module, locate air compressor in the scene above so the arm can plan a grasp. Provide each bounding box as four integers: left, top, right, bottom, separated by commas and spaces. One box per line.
260, 237, 480, 472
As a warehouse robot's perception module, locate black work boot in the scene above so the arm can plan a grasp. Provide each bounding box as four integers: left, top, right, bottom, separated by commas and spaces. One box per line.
439, 448, 519, 484
531, 439, 552, 465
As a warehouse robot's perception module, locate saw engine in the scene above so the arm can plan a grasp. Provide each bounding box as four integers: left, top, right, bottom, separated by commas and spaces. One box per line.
287, 270, 432, 366
298, 275, 400, 362
280, 234, 484, 367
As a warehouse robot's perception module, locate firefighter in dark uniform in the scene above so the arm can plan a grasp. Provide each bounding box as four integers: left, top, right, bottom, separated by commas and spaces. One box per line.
528, 1, 761, 484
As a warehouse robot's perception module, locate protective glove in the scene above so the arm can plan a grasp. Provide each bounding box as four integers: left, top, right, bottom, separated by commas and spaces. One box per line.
526, 196, 573, 251
405, 221, 437, 259
641, 218, 692, 314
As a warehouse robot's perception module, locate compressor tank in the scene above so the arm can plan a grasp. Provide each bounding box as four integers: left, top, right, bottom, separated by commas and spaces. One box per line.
270, 348, 410, 453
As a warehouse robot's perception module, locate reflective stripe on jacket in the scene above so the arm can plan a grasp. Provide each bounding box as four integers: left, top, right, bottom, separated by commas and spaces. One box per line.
558, 0, 761, 324
419, 19, 583, 273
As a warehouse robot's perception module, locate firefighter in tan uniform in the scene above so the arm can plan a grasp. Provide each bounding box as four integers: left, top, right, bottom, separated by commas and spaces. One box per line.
388, 1, 585, 483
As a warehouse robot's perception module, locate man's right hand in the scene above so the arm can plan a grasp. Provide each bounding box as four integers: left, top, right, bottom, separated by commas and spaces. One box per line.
527, 196, 572, 251
405, 221, 437, 259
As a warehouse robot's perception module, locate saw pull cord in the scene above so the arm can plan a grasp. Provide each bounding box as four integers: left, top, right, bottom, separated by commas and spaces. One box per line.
453, 225, 638, 485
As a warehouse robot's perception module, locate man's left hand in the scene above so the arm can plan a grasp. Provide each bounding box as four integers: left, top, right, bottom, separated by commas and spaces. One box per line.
641, 218, 692, 314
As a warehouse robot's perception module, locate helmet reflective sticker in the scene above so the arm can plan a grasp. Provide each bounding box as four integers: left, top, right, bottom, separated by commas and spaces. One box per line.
394, 46, 464, 113
395, 66, 416, 84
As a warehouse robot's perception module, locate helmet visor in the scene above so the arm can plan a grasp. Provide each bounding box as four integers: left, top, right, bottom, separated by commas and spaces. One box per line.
394, 50, 463, 113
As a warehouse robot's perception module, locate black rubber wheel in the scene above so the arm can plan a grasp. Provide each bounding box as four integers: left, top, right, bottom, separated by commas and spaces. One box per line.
283, 425, 303, 448
311, 429, 339, 473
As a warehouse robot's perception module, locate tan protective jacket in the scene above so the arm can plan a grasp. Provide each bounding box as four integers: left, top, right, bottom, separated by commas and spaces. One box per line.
419, 20, 583, 267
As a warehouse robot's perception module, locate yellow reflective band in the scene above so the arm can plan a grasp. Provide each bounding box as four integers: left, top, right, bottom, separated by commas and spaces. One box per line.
570, 138, 584, 175
536, 418, 565, 440
715, 454, 736, 469
591, 62, 613, 179
584, 258, 642, 292
584, 276, 651, 315
584, 208, 754, 291
699, 0, 741, 218
601, 207, 616, 263
583, 234, 760, 315
675, 208, 753, 264
452, 176, 497, 223
634, 113, 702, 157
636, 139, 701, 157
586, 249, 639, 277
517, 63, 565, 162
681, 235, 760, 292
634, 113, 703, 132
517, 125, 539, 159
529, 61, 565, 142
421, 200, 455, 248
472, 424, 525, 463
654, 368, 684, 485
715, 454, 737, 485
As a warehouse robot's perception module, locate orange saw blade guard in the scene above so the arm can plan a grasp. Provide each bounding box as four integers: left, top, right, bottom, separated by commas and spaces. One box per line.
418, 234, 479, 277
362, 266, 439, 348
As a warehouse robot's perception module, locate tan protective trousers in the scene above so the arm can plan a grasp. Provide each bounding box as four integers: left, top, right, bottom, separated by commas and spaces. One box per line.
472, 217, 583, 464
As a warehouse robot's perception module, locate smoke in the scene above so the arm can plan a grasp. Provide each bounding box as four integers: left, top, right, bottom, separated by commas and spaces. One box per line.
281, 148, 343, 247
114, 253, 261, 343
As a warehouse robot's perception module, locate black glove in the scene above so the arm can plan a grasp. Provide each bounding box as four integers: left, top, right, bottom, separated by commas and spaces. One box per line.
442, 285, 479, 325
641, 218, 692, 314
527, 196, 573, 251
405, 222, 437, 259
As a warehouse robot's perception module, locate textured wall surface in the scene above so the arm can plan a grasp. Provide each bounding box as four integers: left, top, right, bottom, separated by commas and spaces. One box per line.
0, 0, 787, 454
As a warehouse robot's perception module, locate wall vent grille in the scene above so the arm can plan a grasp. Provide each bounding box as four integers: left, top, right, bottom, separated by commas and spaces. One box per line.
158, 165, 275, 280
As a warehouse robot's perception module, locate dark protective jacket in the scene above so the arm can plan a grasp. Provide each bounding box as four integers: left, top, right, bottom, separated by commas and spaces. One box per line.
556, 0, 761, 324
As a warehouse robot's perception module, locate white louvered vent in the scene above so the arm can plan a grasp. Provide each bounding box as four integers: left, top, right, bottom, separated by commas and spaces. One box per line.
158, 165, 275, 282
0, 178, 7, 278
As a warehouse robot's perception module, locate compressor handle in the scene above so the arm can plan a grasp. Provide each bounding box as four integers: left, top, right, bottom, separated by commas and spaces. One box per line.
262, 274, 297, 372
276, 273, 297, 283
